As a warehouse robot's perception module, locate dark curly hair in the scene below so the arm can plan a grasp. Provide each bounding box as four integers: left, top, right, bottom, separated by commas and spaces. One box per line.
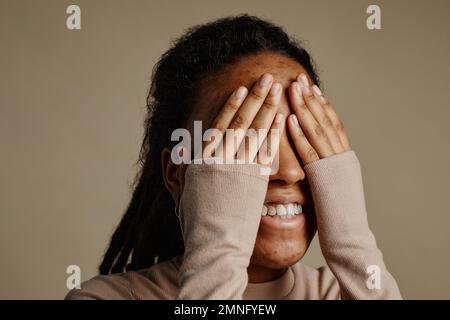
99, 14, 321, 275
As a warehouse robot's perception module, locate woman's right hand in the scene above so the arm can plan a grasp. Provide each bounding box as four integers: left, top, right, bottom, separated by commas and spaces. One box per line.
201, 73, 285, 170
176, 73, 286, 299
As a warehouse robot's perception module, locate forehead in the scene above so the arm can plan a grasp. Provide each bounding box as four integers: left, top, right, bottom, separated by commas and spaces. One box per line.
215, 51, 305, 89
187, 52, 307, 129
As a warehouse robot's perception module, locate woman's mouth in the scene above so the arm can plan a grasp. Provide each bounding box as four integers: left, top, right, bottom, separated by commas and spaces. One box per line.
261, 203, 303, 218
259, 202, 308, 230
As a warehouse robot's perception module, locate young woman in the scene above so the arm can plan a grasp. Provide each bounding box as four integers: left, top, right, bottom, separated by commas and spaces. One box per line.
66, 15, 401, 300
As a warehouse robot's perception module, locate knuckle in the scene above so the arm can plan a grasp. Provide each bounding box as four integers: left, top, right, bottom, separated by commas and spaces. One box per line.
307, 148, 318, 160
262, 98, 277, 109
314, 125, 325, 137
298, 101, 309, 110
322, 116, 333, 128
335, 120, 345, 132
304, 90, 315, 100
294, 102, 308, 116
227, 101, 241, 112
232, 114, 247, 128
323, 100, 332, 110
250, 89, 265, 100
320, 95, 330, 105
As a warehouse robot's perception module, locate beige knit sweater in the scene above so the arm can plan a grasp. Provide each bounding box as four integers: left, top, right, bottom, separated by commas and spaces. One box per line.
65, 151, 402, 300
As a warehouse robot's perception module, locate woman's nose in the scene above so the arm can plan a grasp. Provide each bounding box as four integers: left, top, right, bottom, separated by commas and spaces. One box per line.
269, 131, 305, 184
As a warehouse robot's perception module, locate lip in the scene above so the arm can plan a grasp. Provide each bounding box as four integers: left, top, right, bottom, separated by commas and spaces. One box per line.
260, 211, 306, 230
264, 195, 307, 206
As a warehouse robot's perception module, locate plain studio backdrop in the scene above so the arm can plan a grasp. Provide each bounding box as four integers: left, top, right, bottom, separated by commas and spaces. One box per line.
1, 0, 449, 299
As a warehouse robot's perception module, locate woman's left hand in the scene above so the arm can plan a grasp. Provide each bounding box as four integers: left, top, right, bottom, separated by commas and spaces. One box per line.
286, 73, 351, 164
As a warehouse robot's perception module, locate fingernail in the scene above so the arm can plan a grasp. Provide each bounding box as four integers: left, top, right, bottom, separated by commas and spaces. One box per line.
290, 114, 299, 126
299, 74, 309, 87
275, 113, 284, 124
235, 86, 248, 99
294, 82, 302, 95
312, 85, 323, 96
294, 82, 305, 102
270, 83, 281, 96
259, 73, 273, 87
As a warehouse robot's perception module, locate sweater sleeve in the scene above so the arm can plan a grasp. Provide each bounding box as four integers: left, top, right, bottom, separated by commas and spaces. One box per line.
176, 163, 269, 300
304, 150, 402, 299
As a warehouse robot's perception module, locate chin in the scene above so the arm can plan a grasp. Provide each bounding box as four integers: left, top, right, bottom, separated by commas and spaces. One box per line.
250, 233, 314, 269
250, 212, 317, 270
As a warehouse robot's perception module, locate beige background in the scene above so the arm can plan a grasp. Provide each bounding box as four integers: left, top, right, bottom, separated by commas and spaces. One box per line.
1, 0, 449, 299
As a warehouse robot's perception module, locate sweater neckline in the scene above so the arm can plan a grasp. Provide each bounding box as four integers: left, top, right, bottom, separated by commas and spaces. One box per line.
171, 255, 295, 299
243, 267, 295, 300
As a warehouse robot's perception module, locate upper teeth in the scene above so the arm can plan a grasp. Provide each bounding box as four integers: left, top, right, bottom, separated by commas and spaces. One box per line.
262, 203, 303, 218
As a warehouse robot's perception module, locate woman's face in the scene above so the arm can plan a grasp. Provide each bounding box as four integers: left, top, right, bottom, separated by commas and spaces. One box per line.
185, 52, 317, 278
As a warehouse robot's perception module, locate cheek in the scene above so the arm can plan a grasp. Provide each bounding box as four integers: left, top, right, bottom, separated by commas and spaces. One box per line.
177, 167, 186, 191
251, 225, 314, 268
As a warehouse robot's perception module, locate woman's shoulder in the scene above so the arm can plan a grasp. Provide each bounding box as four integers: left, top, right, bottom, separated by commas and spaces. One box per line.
64, 256, 182, 300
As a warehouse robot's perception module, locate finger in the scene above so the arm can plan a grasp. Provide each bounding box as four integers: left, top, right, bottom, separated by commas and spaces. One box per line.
288, 82, 334, 158
297, 74, 344, 154
257, 112, 285, 168
224, 73, 274, 159
239, 82, 282, 162
313, 91, 352, 152
236, 130, 259, 163
203, 86, 248, 158
287, 114, 320, 164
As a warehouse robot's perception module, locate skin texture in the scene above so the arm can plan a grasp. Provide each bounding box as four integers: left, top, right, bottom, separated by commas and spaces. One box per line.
162, 51, 351, 283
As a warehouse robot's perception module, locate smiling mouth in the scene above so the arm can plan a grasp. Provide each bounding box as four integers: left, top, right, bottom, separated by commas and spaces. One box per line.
261, 202, 303, 218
